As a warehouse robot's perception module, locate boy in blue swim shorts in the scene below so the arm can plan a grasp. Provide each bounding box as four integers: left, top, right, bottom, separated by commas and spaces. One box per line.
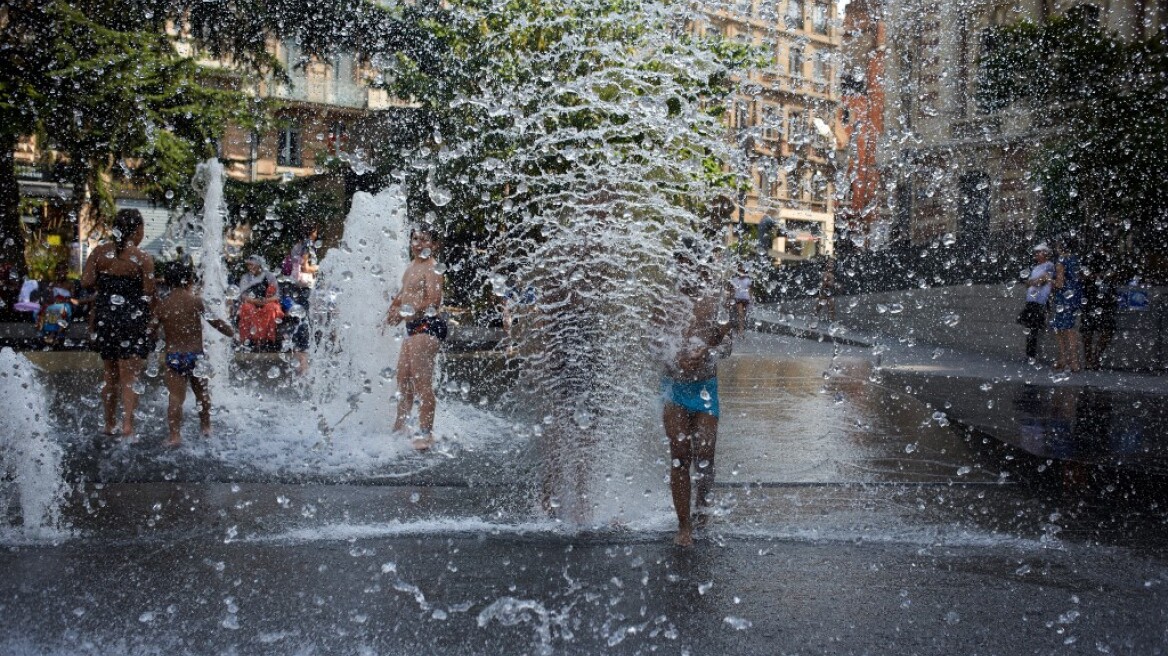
151, 265, 234, 447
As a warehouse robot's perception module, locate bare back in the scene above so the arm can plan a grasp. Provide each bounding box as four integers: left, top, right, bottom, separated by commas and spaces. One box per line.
82, 242, 156, 296
154, 289, 207, 353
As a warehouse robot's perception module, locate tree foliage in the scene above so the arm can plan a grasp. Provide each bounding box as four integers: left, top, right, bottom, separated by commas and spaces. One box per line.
0, 0, 430, 275
978, 11, 1168, 274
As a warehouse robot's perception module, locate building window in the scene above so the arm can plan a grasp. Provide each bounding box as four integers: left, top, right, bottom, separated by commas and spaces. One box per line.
786, 0, 805, 30
788, 46, 805, 78
327, 121, 348, 155
812, 2, 830, 34
770, 168, 784, 198
735, 100, 751, 129
812, 49, 831, 83
762, 106, 782, 141
787, 110, 805, 143
811, 172, 829, 203
277, 127, 302, 167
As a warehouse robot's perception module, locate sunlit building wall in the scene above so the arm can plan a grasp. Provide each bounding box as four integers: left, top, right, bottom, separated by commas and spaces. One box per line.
696, 0, 845, 262
839, 0, 886, 250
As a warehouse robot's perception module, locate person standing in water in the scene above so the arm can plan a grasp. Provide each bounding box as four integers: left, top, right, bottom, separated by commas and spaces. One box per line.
150, 264, 235, 447
82, 209, 156, 438
386, 227, 446, 450
662, 248, 732, 547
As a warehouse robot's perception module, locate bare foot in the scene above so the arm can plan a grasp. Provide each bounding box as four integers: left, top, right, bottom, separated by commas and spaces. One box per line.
411, 434, 434, 452
165, 435, 182, 448
674, 527, 694, 547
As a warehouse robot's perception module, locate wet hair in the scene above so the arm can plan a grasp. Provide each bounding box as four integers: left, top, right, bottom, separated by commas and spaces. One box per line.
164, 263, 195, 289
112, 209, 144, 255
411, 225, 440, 242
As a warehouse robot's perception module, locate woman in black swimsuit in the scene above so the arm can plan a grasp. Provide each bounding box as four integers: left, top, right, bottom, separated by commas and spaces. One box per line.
82, 209, 156, 437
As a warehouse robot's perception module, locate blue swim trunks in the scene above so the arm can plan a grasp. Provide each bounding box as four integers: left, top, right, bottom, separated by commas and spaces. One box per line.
165, 351, 204, 377
662, 377, 719, 418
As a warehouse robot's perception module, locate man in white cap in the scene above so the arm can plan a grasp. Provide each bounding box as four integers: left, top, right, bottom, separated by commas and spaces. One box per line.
1018, 243, 1054, 362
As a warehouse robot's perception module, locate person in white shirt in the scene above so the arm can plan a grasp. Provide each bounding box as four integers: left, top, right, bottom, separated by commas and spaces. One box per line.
1018, 243, 1055, 362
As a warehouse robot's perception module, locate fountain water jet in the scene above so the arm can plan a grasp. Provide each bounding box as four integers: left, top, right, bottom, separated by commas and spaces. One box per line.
0, 348, 67, 539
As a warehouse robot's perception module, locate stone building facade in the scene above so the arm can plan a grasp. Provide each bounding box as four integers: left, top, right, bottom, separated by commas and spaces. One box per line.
697, 0, 845, 261
872, 0, 1165, 248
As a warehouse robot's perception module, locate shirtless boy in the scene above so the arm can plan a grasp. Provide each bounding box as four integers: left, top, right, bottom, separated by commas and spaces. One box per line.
662, 251, 732, 547
151, 265, 234, 447
386, 227, 446, 450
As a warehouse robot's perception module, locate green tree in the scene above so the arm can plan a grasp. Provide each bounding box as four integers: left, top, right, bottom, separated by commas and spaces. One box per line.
978, 10, 1168, 275
0, 0, 433, 277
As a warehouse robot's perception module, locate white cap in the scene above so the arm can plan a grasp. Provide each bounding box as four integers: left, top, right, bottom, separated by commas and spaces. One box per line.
1033, 243, 1051, 253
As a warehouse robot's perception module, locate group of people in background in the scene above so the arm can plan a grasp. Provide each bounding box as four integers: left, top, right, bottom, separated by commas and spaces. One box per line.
34, 202, 753, 547
71, 211, 327, 444
1021, 237, 1122, 371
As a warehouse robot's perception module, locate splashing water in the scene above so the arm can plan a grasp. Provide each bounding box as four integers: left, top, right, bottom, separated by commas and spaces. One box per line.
306, 187, 410, 436
436, 0, 734, 525
195, 159, 234, 394
0, 349, 67, 540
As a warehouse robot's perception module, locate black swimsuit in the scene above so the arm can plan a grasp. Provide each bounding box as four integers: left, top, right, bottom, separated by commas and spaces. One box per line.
93, 271, 152, 360
406, 316, 448, 341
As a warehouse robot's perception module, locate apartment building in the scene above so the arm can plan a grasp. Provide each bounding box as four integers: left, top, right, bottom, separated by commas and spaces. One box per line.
696, 0, 845, 262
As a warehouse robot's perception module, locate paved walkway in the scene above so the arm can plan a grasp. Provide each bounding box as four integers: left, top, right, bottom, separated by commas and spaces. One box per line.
751, 304, 1168, 396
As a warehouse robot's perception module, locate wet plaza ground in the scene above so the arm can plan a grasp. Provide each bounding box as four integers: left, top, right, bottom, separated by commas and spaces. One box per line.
3, 333, 1168, 653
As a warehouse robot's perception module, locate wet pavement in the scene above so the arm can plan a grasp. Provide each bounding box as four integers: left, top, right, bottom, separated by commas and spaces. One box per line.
3, 333, 1168, 653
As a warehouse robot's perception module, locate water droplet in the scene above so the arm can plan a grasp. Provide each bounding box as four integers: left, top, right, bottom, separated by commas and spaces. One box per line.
164, 190, 174, 200
941, 313, 960, 327
131, 380, 146, 395
266, 366, 281, 379
428, 185, 452, 206
287, 304, 306, 319
724, 616, 752, 630
957, 466, 972, 476
224, 285, 240, 300
698, 581, 713, 595
110, 294, 125, 306
399, 304, 416, 318
904, 443, 918, 454
434, 262, 447, 275
139, 611, 155, 623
